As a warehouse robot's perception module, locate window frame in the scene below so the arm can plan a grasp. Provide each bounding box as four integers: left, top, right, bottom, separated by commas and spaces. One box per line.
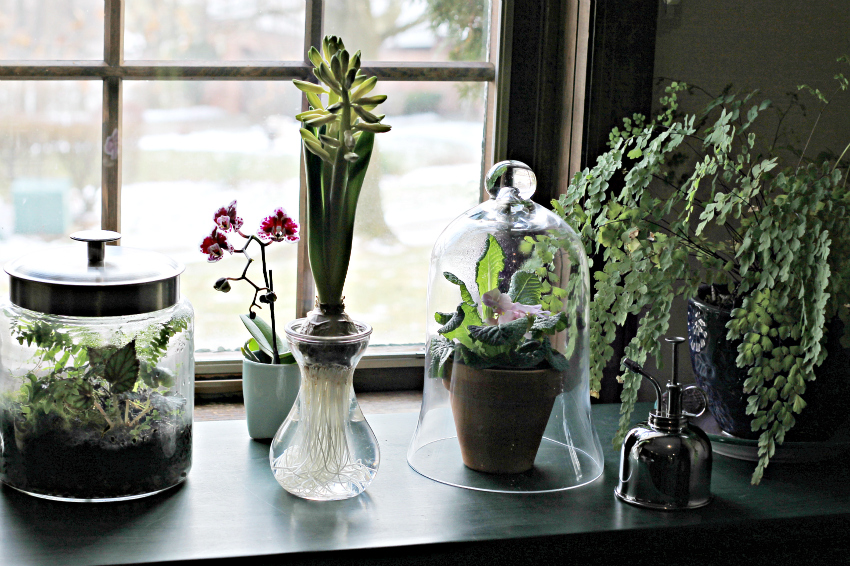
0, 0, 591, 386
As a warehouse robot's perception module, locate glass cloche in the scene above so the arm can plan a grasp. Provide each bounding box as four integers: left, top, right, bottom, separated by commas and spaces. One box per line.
407, 161, 603, 492
0, 231, 194, 502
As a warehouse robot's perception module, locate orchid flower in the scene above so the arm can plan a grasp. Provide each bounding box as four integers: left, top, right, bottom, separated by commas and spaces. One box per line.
213, 200, 243, 232
201, 201, 299, 365
199, 228, 234, 262
258, 208, 299, 243
481, 289, 549, 325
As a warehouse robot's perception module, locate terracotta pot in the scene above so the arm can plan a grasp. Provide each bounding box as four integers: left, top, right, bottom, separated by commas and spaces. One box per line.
449, 363, 562, 474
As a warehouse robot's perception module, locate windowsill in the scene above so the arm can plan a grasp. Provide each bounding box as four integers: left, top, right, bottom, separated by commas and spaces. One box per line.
195, 344, 426, 376
195, 390, 423, 421
194, 345, 427, 395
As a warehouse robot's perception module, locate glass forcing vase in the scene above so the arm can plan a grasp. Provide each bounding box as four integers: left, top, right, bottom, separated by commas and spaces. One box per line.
269, 319, 379, 500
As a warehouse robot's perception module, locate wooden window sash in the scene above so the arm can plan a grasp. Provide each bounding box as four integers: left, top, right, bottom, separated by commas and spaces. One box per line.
0, 0, 517, 374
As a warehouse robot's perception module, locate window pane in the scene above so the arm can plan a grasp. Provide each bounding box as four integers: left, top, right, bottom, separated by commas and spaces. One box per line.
324, 0, 490, 62
125, 0, 305, 61
0, 0, 103, 60
0, 81, 102, 298
344, 81, 486, 345
121, 81, 302, 352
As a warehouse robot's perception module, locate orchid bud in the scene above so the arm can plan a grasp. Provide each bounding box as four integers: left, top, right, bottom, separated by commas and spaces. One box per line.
214, 278, 231, 293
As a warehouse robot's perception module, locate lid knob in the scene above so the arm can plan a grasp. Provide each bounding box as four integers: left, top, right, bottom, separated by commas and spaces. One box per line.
485, 160, 536, 201
70, 230, 121, 266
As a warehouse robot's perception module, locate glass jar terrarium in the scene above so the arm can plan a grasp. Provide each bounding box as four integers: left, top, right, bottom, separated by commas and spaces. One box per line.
0, 231, 194, 502
407, 161, 604, 493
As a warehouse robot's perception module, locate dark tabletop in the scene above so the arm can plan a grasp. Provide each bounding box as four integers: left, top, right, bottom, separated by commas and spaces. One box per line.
2, 403, 849, 566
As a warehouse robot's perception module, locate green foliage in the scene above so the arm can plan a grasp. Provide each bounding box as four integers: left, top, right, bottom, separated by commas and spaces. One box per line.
294, 36, 391, 310
10, 315, 188, 432
88, 341, 140, 395
432, 234, 572, 373
239, 314, 294, 364
559, 60, 850, 485
425, 0, 487, 62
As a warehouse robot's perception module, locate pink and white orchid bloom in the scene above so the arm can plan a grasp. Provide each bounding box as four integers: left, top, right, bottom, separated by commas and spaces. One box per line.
213, 200, 244, 232
481, 289, 549, 324
199, 228, 234, 262
258, 207, 299, 243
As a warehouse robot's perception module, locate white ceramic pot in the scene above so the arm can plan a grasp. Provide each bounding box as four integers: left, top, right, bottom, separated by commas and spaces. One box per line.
242, 359, 300, 440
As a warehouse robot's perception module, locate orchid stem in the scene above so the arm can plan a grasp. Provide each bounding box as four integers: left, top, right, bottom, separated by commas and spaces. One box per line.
269, 270, 280, 364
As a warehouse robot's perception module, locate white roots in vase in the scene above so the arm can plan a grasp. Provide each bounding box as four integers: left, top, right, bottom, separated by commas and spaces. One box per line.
271, 364, 376, 500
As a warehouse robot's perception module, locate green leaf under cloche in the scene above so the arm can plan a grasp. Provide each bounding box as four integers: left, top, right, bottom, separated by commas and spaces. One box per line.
476, 235, 506, 300
443, 271, 475, 306
468, 316, 531, 347
541, 338, 570, 372
437, 304, 467, 335
508, 271, 542, 306
429, 335, 455, 373
531, 311, 570, 335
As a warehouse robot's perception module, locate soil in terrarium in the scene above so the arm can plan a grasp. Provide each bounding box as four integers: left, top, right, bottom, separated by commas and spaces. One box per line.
0, 392, 192, 500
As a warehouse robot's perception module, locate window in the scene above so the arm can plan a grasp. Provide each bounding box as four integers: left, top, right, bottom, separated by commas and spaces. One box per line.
0, 0, 587, 381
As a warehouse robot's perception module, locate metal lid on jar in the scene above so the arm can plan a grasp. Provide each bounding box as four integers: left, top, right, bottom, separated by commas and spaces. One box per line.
4, 230, 184, 317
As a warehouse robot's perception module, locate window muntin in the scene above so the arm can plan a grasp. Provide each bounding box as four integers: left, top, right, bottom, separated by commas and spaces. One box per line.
0, 0, 499, 360
344, 81, 485, 345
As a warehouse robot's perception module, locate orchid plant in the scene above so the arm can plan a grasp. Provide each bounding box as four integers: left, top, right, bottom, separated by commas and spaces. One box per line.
292, 35, 391, 337
201, 200, 299, 364
430, 234, 571, 375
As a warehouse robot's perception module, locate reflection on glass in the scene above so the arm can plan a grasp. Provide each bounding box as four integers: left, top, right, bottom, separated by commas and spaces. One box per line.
0, 0, 103, 60
125, 0, 305, 61
324, 0, 489, 62
122, 81, 302, 351
0, 81, 101, 298
345, 82, 486, 345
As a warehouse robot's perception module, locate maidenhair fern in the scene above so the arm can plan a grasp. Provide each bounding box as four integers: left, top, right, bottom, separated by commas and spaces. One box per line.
559, 58, 850, 484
